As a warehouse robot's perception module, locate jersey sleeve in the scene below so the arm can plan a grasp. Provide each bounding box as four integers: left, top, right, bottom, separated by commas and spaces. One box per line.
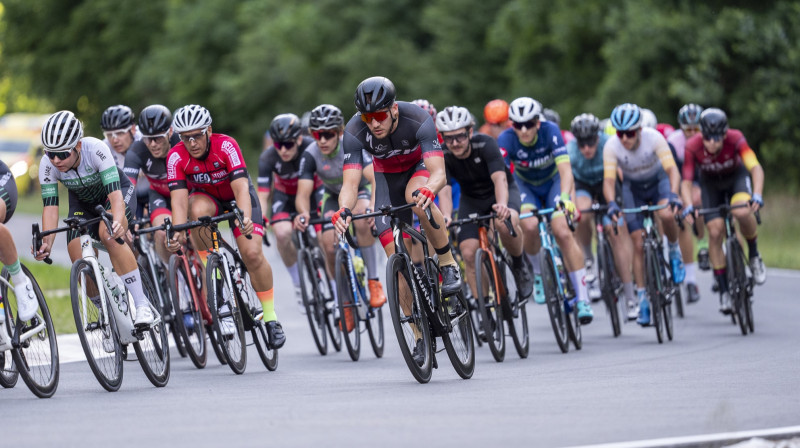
736, 136, 761, 171
361, 149, 373, 167
497, 130, 514, 168
39, 157, 60, 207
548, 125, 569, 165
603, 138, 619, 180
342, 131, 365, 171
167, 148, 188, 191
92, 142, 122, 195
219, 138, 248, 181
654, 133, 677, 171
482, 138, 507, 175
123, 147, 144, 185
298, 151, 317, 181
416, 116, 444, 160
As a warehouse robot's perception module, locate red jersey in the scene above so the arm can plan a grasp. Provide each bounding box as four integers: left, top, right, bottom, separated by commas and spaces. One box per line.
167, 133, 250, 201
682, 129, 760, 182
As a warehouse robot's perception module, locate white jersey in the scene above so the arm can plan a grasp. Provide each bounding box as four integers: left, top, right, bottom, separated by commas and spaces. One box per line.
603, 127, 676, 182
667, 129, 688, 163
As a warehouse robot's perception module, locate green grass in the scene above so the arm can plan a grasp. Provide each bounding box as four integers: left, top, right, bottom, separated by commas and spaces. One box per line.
22, 257, 76, 334
15, 185, 69, 218
756, 193, 800, 270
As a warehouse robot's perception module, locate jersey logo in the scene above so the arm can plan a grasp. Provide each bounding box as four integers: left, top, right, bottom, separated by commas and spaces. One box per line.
553, 136, 559, 144
221, 140, 241, 166
474, 157, 481, 164
272, 200, 283, 214
95, 150, 106, 161
166, 152, 182, 179
213, 162, 220, 168
193, 173, 211, 183
516, 149, 527, 159
276, 161, 282, 171
146, 159, 153, 171
401, 140, 409, 146
193, 166, 200, 172
432, 139, 442, 150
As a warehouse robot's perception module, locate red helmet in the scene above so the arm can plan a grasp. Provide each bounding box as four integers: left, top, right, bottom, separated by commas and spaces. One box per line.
656, 123, 675, 139
483, 99, 509, 124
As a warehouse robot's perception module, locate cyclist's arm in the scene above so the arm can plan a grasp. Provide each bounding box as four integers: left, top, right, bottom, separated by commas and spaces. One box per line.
490, 171, 509, 207
339, 169, 361, 211
257, 150, 275, 220
170, 188, 189, 227
230, 177, 252, 221
439, 184, 453, 221
602, 142, 619, 204
739, 141, 764, 196
362, 162, 377, 209
40, 205, 59, 250
556, 160, 574, 200
422, 154, 447, 194
655, 137, 680, 194
295, 179, 315, 216
123, 149, 142, 185
107, 190, 125, 225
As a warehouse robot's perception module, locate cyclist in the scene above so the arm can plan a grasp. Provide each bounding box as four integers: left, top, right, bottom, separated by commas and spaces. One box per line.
603, 103, 684, 325
680, 108, 766, 314
165, 105, 285, 348
0, 160, 38, 321
332, 76, 463, 362
435, 105, 532, 300
123, 105, 180, 265
257, 113, 318, 314
33, 111, 153, 327
478, 99, 510, 139
293, 104, 386, 308
101, 105, 149, 218
543, 107, 575, 144
568, 113, 636, 309
498, 97, 594, 324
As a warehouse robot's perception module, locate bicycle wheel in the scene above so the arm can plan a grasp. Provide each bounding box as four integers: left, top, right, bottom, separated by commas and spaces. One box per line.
674, 280, 685, 319
442, 290, 475, 379
467, 295, 484, 348
542, 252, 569, 353
386, 254, 432, 383
138, 254, 184, 359
168, 255, 207, 369
208, 326, 228, 365
132, 266, 170, 387
727, 240, 748, 336
206, 254, 247, 374
298, 249, 328, 355
335, 249, 361, 361
474, 248, 505, 362
645, 245, 664, 343
500, 257, 529, 358
235, 259, 278, 371
1, 265, 60, 398
366, 305, 384, 358
70, 259, 123, 391
0, 350, 17, 388
597, 239, 621, 337
566, 302, 583, 350
662, 264, 675, 342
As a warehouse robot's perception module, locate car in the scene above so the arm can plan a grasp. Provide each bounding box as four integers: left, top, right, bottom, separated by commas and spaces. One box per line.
0, 113, 50, 195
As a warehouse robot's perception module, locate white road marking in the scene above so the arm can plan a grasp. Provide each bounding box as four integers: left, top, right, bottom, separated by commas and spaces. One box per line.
564, 425, 800, 448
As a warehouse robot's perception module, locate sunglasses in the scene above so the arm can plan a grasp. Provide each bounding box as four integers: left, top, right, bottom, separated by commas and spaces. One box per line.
702, 133, 724, 142
512, 120, 538, 130
312, 130, 338, 141
360, 110, 390, 124
46, 148, 73, 160
179, 128, 208, 144
681, 125, 701, 133
274, 140, 296, 150
616, 129, 638, 139
143, 132, 170, 144
443, 132, 469, 145
577, 136, 598, 148
103, 125, 133, 140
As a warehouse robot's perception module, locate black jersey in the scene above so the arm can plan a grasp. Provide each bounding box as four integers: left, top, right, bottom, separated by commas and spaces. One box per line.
257, 136, 315, 195
123, 134, 180, 197
444, 133, 514, 200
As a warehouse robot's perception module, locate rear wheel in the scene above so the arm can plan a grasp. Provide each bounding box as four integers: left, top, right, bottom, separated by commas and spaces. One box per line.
335, 249, 360, 361
235, 260, 278, 371
597, 239, 621, 337
298, 249, 328, 355
206, 254, 247, 374
474, 249, 505, 362
168, 255, 206, 369
501, 255, 529, 359
441, 290, 475, 379
728, 241, 748, 336
0, 351, 17, 388
132, 266, 170, 388
543, 252, 568, 353
645, 245, 664, 343
366, 306, 384, 358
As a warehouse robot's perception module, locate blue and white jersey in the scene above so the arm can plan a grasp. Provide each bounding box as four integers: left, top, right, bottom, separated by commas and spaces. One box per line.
498, 120, 568, 186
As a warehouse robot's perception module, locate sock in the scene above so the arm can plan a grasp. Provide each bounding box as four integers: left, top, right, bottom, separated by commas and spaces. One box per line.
713, 268, 728, 293
120, 269, 148, 309
746, 237, 759, 260
4, 259, 26, 286
197, 250, 209, 267
569, 268, 589, 304
668, 241, 680, 252
257, 289, 276, 322
623, 282, 635, 302
511, 254, 524, 269
527, 252, 541, 275
582, 244, 593, 263
287, 263, 300, 288
361, 244, 379, 279
435, 246, 457, 267
636, 287, 647, 302
329, 278, 338, 303
685, 262, 697, 284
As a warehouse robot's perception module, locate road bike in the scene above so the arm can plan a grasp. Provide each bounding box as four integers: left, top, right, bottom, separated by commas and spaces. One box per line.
580, 203, 623, 337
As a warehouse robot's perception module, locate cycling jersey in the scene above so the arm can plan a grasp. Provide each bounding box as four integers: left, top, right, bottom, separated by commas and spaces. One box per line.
123, 134, 180, 197
40, 137, 124, 206
0, 161, 17, 223
667, 129, 688, 163
166, 133, 249, 201
443, 133, 515, 201
342, 101, 442, 174
498, 121, 568, 186
567, 133, 610, 186
603, 127, 676, 183
257, 136, 316, 196
682, 129, 760, 182
298, 139, 372, 194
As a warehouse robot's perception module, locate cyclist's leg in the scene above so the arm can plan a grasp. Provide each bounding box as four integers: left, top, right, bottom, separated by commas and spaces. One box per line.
353, 190, 385, 306
0, 172, 37, 319
319, 192, 340, 278
455, 194, 486, 301
269, 191, 299, 291
515, 177, 542, 271
148, 190, 172, 265
574, 182, 595, 263
548, 178, 589, 304
622, 181, 647, 291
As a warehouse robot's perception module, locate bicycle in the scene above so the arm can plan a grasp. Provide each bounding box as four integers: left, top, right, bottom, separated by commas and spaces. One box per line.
294, 216, 342, 356
167, 206, 278, 374
373, 201, 475, 383
620, 204, 682, 343
33, 205, 169, 391
446, 228, 483, 348
695, 202, 760, 335
0, 246, 59, 398
520, 205, 581, 353
580, 203, 623, 337
448, 213, 529, 361
336, 212, 385, 361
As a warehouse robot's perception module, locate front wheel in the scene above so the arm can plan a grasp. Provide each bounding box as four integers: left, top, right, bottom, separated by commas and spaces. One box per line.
441, 290, 475, 379
236, 259, 278, 371
500, 257, 529, 359
597, 238, 621, 337
645, 245, 664, 343
335, 249, 360, 361
474, 249, 505, 362
206, 254, 247, 374
298, 249, 328, 355
132, 265, 170, 388
168, 255, 207, 369
542, 252, 569, 353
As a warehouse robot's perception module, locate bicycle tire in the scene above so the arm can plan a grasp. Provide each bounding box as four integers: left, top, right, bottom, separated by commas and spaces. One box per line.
137, 254, 184, 359
168, 254, 207, 369
386, 254, 432, 383
728, 240, 748, 336
335, 249, 361, 361
500, 256, 529, 358
474, 248, 505, 362
206, 254, 247, 374
441, 289, 475, 379
366, 305, 384, 358
566, 299, 583, 350
312, 247, 340, 353
674, 280, 685, 319
234, 258, 278, 371
645, 245, 664, 343
662, 260, 675, 342
542, 252, 569, 353
70, 259, 123, 391
208, 326, 228, 365
251, 321, 278, 371
3, 265, 60, 398
0, 269, 22, 389
597, 239, 621, 337
298, 249, 328, 355
132, 266, 170, 387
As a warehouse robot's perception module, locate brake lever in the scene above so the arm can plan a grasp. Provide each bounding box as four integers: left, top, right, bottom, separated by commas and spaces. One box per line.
94, 205, 124, 245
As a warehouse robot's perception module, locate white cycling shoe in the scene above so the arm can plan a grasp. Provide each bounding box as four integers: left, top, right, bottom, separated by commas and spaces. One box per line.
134, 305, 154, 326
15, 278, 39, 322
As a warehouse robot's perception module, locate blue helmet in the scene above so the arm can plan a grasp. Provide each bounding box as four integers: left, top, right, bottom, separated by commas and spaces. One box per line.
610, 103, 642, 131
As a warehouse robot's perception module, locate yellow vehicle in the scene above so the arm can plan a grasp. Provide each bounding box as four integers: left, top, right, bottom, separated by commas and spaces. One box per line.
0, 114, 50, 194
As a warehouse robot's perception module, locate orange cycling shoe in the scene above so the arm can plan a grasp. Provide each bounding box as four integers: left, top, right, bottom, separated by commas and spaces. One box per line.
368, 279, 387, 308
338, 302, 355, 333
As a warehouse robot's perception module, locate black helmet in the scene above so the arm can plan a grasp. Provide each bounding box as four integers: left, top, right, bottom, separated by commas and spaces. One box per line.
309, 104, 344, 130
542, 108, 561, 126
570, 113, 601, 141
100, 105, 134, 130
699, 108, 728, 140
138, 105, 172, 136
269, 113, 303, 142
354, 76, 396, 113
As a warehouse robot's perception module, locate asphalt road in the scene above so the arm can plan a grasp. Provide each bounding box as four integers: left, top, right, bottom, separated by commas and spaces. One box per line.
4, 212, 799, 448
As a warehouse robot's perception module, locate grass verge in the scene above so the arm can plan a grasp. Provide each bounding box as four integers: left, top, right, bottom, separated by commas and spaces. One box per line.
756, 193, 800, 270
22, 257, 76, 334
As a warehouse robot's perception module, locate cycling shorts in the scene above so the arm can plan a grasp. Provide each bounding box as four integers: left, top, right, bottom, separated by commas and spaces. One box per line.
456, 183, 521, 243
699, 165, 752, 222
374, 159, 429, 247
0, 161, 18, 224
189, 186, 264, 238
621, 170, 670, 233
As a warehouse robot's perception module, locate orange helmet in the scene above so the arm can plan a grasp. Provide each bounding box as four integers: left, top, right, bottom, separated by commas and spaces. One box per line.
483, 99, 509, 125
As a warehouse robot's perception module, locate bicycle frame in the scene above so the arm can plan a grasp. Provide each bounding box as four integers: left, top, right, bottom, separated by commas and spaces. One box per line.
134, 225, 170, 318
520, 208, 572, 301
0, 276, 46, 351
337, 234, 370, 321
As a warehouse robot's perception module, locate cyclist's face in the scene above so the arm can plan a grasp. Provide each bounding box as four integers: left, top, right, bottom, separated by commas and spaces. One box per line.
144, 129, 173, 159
50, 142, 81, 171
512, 120, 539, 145
104, 125, 136, 154
364, 104, 397, 138
578, 137, 599, 159
275, 136, 301, 162
702, 135, 724, 154
619, 129, 640, 150
442, 128, 471, 158
312, 129, 340, 154
182, 127, 210, 158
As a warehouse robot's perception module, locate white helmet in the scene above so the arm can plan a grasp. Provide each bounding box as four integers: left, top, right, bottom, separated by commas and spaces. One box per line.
173, 104, 212, 133
640, 108, 658, 129
436, 106, 472, 132
42, 111, 84, 151
508, 97, 542, 123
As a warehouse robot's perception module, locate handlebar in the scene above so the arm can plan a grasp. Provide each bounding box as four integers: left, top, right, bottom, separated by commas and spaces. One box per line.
32, 205, 123, 264
446, 212, 517, 238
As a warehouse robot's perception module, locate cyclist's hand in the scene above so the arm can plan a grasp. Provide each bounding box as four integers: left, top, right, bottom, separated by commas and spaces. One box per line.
413, 187, 435, 210
332, 207, 352, 235
33, 240, 51, 261
240, 216, 254, 236
166, 233, 184, 253
109, 220, 126, 241
681, 205, 696, 225
293, 212, 309, 232
607, 200, 621, 223
668, 192, 683, 212
443, 214, 453, 227
751, 193, 763, 212
492, 203, 511, 221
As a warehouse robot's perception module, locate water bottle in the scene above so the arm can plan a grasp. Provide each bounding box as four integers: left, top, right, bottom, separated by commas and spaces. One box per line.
353, 254, 365, 284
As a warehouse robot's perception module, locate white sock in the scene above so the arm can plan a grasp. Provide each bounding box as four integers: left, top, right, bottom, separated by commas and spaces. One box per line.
361, 244, 379, 279
329, 278, 338, 303
569, 268, 589, 304
287, 263, 300, 288
685, 262, 697, 284
120, 270, 148, 309
527, 252, 541, 275
623, 282, 635, 302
